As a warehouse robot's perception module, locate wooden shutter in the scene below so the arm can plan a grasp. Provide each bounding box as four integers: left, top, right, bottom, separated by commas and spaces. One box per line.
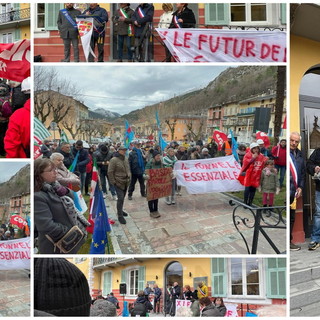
45, 3, 64, 30
266, 258, 286, 299
211, 258, 227, 297
205, 4, 230, 26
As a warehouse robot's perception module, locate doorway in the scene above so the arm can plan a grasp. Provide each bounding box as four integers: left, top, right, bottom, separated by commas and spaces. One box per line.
164, 261, 183, 301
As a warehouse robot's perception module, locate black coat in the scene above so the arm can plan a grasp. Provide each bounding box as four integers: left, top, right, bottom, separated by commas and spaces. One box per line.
290, 148, 306, 198
72, 147, 89, 173
307, 148, 320, 191
129, 149, 145, 175
170, 285, 181, 300
57, 7, 81, 39
131, 3, 154, 37
58, 149, 74, 169
94, 150, 113, 173
169, 7, 196, 28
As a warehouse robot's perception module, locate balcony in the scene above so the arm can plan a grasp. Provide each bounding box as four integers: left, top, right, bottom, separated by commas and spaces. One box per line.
0, 7, 30, 27
93, 257, 152, 269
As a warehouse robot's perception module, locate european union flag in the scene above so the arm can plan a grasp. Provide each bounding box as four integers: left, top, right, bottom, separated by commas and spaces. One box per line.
89, 185, 111, 254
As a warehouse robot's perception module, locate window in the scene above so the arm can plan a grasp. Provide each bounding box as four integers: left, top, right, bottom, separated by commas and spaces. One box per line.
129, 269, 139, 296
230, 3, 267, 23
2, 32, 13, 43
36, 3, 45, 30
102, 271, 112, 296
230, 258, 261, 297
74, 258, 87, 264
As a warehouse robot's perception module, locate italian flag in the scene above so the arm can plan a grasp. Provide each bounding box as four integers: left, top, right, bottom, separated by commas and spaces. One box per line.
87, 159, 98, 234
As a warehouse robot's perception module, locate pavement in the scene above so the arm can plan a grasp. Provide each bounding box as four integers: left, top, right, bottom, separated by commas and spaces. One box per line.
105, 188, 286, 254
0, 269, 30, 317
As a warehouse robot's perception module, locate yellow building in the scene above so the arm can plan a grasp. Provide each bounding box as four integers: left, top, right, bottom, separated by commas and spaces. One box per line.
0, 3, 30, 42
290, 3, 320, 243
70, 257, 286, 316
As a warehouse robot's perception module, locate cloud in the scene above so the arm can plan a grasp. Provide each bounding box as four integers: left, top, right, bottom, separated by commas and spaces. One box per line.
36, 65, 232, 115
0, 162, 29, 183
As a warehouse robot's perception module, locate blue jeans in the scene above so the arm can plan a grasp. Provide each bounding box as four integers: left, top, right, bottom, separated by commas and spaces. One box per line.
275, 164, 286, 188
118, 35, 133, 60
311, 190, 320, 242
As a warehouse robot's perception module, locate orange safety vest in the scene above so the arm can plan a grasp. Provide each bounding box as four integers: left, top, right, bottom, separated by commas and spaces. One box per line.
224, 141, 232, 155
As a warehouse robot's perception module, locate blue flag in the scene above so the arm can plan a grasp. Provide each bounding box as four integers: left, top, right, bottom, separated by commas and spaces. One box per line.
89, 185, 111, 254
155, 111, 161, 129
124, 120, 134, 149
229, 129, 239, 162
68, 150, 79, 173
159, 131, 168, 151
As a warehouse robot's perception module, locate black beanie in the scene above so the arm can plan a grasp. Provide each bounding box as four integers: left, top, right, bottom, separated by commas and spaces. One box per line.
34, 258, 91, 316
153, 150, 160, 158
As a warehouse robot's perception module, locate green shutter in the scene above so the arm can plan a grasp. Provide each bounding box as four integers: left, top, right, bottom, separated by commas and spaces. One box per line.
205, 4, 229, 26
266, 258, 286, 299
103, 271, 112, 296
45, 3, 64, 30
14, 29, 21, 41
138, 266, 145, 291
211, 258, 227, 297
280, 4, 286, 25
121, 269, 127, 283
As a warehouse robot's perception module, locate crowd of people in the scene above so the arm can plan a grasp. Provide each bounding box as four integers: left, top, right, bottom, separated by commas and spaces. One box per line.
57, 3, 196, 62
0, 77, 30, 158
33, 133, 286, 253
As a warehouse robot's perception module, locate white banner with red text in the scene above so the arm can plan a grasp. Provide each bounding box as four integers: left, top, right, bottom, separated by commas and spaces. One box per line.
76, 17, 96, 62
174, 156, 244, 194
156, 28, 286, 63
0, 237, 30, 270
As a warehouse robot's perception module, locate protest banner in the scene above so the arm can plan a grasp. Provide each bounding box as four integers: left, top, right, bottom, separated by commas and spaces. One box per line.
0, 237, 30, 270
156, 28, 286, 63
10, 215, 28, 230
76, 16, 96, 61
213, 130, 227, 151
0, 39, 30, 82
174, 156, 244, 194
176, 299, 192, 311
146, 167, 172, 201
225, 304, 239, 317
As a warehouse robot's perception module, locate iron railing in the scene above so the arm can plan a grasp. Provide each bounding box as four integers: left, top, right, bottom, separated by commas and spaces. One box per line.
0, 8, 30, 24
229, 197, 286, 254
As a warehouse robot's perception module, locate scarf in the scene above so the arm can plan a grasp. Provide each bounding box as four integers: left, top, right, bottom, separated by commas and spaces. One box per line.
134, 147, 145, 171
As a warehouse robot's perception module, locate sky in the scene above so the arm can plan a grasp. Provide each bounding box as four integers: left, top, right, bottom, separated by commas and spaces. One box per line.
0, 162, 29, 183
36, 65, 232, 115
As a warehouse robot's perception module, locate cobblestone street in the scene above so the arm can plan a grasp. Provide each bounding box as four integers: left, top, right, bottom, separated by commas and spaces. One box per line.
0, 269, 30, 317
106, 188, 286, 254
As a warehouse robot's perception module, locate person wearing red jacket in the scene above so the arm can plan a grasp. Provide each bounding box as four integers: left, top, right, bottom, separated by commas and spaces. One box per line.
238, 142, 267, 206
4, 98, 30, 158
271, 139, 286, 189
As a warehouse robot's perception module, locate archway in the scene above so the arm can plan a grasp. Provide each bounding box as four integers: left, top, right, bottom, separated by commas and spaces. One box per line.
164, 261, 183, 308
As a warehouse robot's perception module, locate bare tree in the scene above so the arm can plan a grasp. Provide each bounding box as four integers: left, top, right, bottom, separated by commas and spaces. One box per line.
165, 118, 177, 141
80, 119, 99, 143
274, 66, 286, 145
62, 118, 82, 140
186, 118, 205, 141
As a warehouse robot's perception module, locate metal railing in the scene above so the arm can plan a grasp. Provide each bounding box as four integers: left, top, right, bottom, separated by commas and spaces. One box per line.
229, 197, 286, 254
0, 8, 30, 24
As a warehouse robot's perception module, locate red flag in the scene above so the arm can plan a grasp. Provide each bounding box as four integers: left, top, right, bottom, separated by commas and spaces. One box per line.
282, 116, 287, 129
0, 40, 30, 82
10, 215, 28, 229
212, 130, 227, 151
256, 131, 270, 148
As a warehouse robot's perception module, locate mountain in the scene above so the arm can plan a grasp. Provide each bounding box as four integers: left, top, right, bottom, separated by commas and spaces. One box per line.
89, 108, 121, 120
114, 66, 280, 125
0, 164, 30, 200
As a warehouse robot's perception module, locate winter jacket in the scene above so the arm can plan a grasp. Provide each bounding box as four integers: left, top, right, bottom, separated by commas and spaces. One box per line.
239, 152, 267, 188
131, 3, 154, 37
59, 149, 74, 169
191, 300, 200, 316
131, 296, 153, 317
95, 149, 113, 174
183, 290, 193, 300
272, 145, 286, 166
216, 305, 227, 317
200, 153, 212, 159
163, 154, 177, 168
158, 11, 173, 28
153, 287, 162, 302
83, 5, 108, 37
72, 147, 90, 173
260, 168, 279, 193
290, 148, 305, 197
112, 5, 134, 35
34, 186, 84, 254
11, 85, 29, 112
170, 285, 181, 300
176, 150, 188, 160
129, 148, 146, 175
4, 98, 30, 158
57, 7, 81, 39
56, 164, 80, 187
145, 159, 163, 170
86, 153, 93, 174
306, 148, 320, 191
207, 142, 218, 158
40, 144, 52, 159
169, 6, 196, 28
197, 285, 208, 299
108, 152, 131, 190
201, 304, 221, 317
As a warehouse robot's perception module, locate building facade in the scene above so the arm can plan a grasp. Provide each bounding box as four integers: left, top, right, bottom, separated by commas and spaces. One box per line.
34, 3, 286, 62
71, 257, 286, 316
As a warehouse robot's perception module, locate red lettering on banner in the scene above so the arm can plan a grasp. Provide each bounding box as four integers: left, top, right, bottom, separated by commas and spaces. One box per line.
184, 32, 192, 48
160, 31, 168, 41
222, 37, 233, 54
183, 173, 191, 181
193, 55, 205, 62
283, 47, 286, 62
198, 34, 207, 50
181, 163, 189, 170
260, 43, 270, 60
246, 40, 256, 57
177, 301, 182, 306
173, 31, 183, 47
233, 38, 245, 58
271, 45, 280, 61
0, 251, 30, 260
209, 35, 220, 53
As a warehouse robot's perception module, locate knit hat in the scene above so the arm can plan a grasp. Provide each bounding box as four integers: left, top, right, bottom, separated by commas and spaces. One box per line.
153, 150, 160, 158
202, 148, 209, 152
90, 300, 117, 317
250, 142, 259, 150
34, 258, 91, 316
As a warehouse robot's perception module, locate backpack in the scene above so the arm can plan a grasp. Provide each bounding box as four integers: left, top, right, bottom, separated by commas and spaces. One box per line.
131, 302, 147, 317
